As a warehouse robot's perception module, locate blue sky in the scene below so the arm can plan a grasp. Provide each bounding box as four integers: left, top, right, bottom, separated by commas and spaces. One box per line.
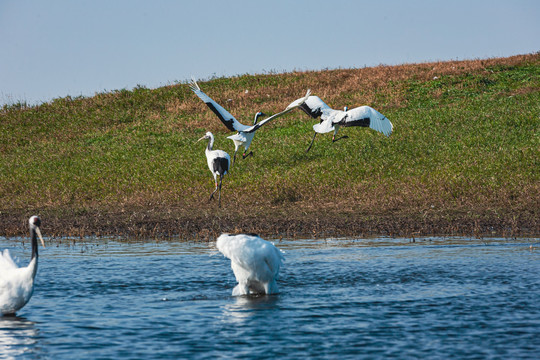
1, 0, 538, 105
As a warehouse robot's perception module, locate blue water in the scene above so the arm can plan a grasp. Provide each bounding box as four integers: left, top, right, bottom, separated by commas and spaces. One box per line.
0, 236, 539, 359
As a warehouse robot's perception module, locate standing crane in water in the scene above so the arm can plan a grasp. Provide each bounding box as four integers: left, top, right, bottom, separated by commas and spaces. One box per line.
1, 216, 45, 316
217, 233, 284, 296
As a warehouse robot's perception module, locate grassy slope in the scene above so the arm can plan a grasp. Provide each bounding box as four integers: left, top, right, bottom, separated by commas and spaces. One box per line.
1, 54, 538, 239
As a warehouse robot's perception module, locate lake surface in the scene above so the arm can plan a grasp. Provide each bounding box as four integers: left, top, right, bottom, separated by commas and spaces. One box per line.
0, 236, 539, 359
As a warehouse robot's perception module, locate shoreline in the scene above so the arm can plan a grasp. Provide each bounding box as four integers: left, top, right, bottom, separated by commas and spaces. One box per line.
1, 207, 537, 240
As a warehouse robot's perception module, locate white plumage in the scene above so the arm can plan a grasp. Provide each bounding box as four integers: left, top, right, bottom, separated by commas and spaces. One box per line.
217, 233, 284, 296
197, 132, 231, 207
1, 216, 45, 316
190, 78, 311, 164
287, 95, 393, 152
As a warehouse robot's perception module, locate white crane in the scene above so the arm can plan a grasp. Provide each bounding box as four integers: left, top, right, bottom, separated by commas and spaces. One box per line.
190, 78, 310, 164
197, 131, 231, 207
217, 233, 284, 296
0, 216, 45, 316
287, 95, 393, 152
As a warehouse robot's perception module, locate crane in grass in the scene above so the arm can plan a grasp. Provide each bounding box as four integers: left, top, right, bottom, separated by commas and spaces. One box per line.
190, 78, 310, 164
197, 131, 231, 207
286, 95, 393, 152
1, 216, 45, 316
217, 233, 284, 296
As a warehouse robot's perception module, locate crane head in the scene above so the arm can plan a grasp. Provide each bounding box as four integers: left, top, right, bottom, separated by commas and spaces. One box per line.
29, 215, 45, 247
253, 112, 266, 125
197, 131, 213, 142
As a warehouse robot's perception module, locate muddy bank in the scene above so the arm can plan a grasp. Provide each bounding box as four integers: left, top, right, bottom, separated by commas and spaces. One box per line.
1, 206, 537, 240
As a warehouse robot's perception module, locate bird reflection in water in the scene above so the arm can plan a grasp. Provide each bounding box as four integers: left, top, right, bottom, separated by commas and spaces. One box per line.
222, 294, 280, 325
0, 316, 41, 358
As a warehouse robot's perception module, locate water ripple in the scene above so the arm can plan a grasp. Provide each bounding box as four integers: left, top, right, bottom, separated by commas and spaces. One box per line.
0, 237, 538, 359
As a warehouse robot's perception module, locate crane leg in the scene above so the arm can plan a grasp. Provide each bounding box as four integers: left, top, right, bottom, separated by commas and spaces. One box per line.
242, 151, 253, 159
217, 175, 224, 207
209, 182, 218, 202
232, 149, 238, 166
306, 132, 317, 153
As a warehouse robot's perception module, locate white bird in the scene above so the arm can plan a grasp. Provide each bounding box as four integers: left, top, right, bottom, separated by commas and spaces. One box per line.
216, 233, 284, 296
190, 78, 311, 164
197, 131, 231, 207
287, 95, 394, 152
0, 216, 45, 316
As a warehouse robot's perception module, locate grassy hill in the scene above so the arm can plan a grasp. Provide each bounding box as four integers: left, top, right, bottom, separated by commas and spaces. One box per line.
1, 53, 538, 239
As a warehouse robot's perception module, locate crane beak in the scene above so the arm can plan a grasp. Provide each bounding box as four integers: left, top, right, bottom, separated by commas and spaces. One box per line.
196, 135, 207, 143
35, 227, 45, 247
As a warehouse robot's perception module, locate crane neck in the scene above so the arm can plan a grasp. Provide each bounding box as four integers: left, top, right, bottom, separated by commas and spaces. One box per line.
28, 227, 40, 280
31, 228, 39, 261
253, 112, 262, 125
206, 134, 215, 152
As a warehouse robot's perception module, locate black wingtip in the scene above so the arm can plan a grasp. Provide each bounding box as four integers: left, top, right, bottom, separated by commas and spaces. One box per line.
299, 102, 322, 118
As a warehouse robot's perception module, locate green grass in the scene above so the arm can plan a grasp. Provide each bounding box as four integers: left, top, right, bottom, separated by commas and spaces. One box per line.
1, 53, 538, 238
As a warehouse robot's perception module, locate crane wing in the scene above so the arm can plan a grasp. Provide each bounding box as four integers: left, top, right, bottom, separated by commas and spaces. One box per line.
189, 79, 249, 132
227, 132, 247, 143
288, 95, 332, 119
243, 89, 311, 133
263, 245, 285, 278
342, 106, 393, 136
0, 249, 18, 271
313, 118, 335, 133
0, 250, 22, 294
312, 108, 347, 133
216, 234, 284, 275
